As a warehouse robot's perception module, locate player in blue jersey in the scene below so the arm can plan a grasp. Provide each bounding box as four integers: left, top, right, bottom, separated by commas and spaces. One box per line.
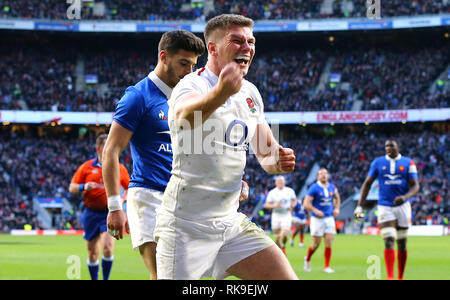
290, 198, 307, 248
303, 168, 340, 273
102, 30, 205, 280
354, 140, 419, 280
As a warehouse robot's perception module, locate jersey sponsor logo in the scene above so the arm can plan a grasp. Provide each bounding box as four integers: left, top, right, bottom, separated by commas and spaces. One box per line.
383, 174, 402, 185
225, 120, 248, 148
319, 196, 332, 206
158, 110, 167, 120
158, 143, 172, 153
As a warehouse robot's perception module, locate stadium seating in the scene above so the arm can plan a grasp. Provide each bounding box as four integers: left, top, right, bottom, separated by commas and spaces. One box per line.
1, 45, 448, 112
1, 126, 447, 230
0, 0, 448, 21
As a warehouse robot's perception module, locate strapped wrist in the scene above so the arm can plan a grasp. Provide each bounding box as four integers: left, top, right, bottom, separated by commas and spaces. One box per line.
108, 195, 122, 212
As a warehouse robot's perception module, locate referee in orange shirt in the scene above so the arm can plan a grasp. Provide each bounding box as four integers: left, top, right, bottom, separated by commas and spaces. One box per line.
69, 134, 130, 280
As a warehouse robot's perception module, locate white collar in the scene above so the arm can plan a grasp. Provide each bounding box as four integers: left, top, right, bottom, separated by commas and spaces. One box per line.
148, 71, 172, 99
204, 66, 219, 85
385, 154, 402, 161
317, 181, 329, 189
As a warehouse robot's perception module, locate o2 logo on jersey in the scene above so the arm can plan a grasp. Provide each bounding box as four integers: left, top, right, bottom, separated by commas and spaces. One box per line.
225, 120, 248, 148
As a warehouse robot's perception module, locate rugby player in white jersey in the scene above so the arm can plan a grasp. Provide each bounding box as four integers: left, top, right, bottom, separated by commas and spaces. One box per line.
153, 14, 298, 280
265, 176, 298, 255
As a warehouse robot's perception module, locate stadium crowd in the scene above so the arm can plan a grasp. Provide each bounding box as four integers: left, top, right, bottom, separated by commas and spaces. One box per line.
1, 125, 447, 232
0, 0, 448, 21
1, 44, 448, 112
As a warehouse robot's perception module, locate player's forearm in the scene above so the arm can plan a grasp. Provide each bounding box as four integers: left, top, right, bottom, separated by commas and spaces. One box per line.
358, 183, 370, 207
404, 182, 420, 199
334, 196, 341, 211
175, 86, 230, 128
255, 144, 282, 175
102, 148, 122, 197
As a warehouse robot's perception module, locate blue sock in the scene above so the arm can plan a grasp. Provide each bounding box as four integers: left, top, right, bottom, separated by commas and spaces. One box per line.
101, 256, 114, 280
87, 260, 99, 280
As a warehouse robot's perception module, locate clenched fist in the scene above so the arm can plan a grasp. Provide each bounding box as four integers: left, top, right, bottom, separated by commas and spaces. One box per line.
218, 62, 244, 98
277, 146, 296, 173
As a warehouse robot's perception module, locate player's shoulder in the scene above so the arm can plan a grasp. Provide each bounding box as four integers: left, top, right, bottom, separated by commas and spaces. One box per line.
400, 156, 413, 163
268, 187, 277, 194
286, 186, 296, 193
307, 182, 319, 191
243, 80, 262, 99
372, 156, 385, 164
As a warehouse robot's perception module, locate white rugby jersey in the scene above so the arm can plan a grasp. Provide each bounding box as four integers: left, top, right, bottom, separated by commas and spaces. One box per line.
266, 187, 296, 215
161, 66, 266, 220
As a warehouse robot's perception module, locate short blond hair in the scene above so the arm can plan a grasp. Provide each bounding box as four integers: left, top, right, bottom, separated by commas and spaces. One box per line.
204, 14, 254, 43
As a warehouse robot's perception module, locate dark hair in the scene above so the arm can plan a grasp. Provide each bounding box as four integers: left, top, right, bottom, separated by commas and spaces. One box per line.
158, 30, 205, 56
96, 133, 108, 147
204, 14, 254, 43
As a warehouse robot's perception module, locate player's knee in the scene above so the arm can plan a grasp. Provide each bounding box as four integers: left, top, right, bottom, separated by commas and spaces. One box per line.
397, 229, 408, 250
381, 227, 397, 249
88, 253, 99, 262
103, 248, 113, 258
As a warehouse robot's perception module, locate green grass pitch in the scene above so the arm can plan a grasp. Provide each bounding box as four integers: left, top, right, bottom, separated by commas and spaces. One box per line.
0, 234, 449, 280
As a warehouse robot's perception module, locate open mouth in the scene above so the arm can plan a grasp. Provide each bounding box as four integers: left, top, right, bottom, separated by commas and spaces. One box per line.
235, 56, 250, 66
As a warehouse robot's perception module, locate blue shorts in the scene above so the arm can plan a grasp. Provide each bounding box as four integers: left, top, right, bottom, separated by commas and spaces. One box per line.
81, 207, 108, 241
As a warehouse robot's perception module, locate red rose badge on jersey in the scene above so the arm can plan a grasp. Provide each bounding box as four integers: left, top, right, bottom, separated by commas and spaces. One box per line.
246, 98, 256, 113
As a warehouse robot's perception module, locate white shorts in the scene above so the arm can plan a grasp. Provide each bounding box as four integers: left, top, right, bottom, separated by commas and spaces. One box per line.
126, 187, 163, 250
378, 202, 412, 228
310, 216, 336, 237
292, 216, 306, 225
154, 211, 275, 280
271, 213, 292, 231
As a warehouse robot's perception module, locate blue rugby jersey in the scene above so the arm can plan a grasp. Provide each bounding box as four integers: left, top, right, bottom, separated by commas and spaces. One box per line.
306, 181, 337, 218
113, 72, 172, 192
367, 154, 418, 207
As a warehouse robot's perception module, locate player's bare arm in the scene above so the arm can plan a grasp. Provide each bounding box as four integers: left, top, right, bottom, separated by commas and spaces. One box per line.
103, 121, 133, 240
173, 62, 244, 128
304, 195, 324, 218
393, 178, 420, 206
250, 121, 296, 174
354, 176, 375, 217
333, 189, 341, 217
